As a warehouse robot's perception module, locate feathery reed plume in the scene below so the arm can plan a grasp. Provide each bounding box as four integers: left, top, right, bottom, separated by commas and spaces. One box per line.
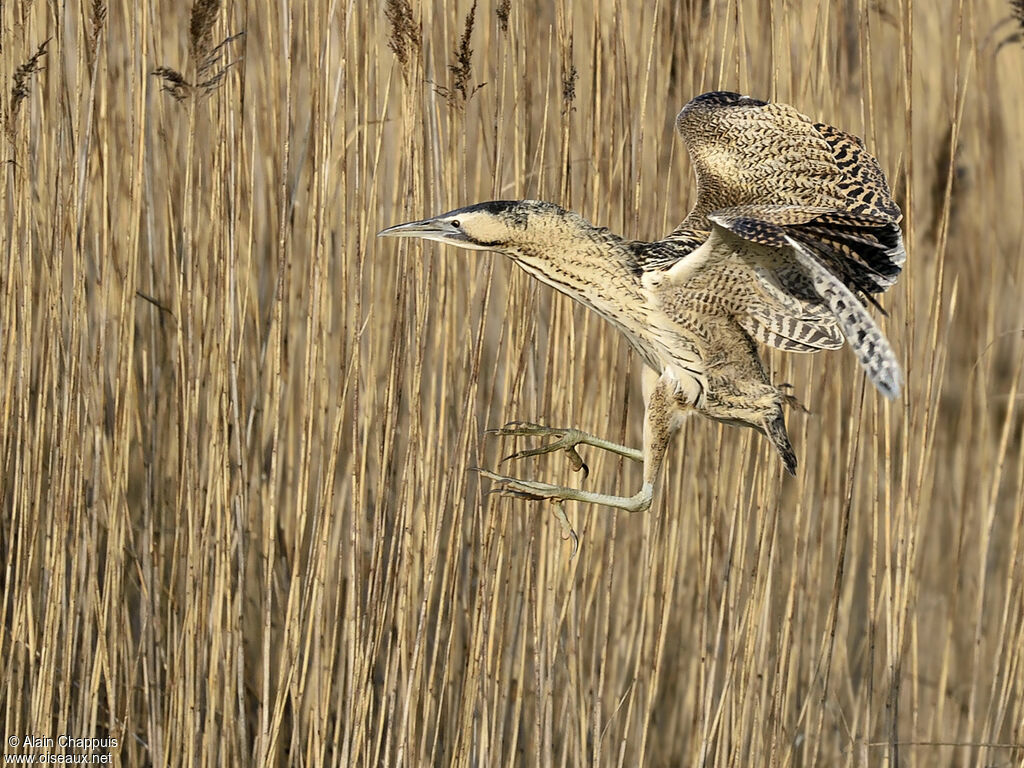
450, 0, 476, 98
996, 0, 1024, 50
496, 0, 511, 33
87, 0, 107, 67
385, 0, 421, 71
152, 0, 241, 103
1014, 0, 1024, 25
151, 65, 193, 102
189, 0, 220, 62
561, 38, 577, 112
196, 31, 245, 93
4, 39, 49, 141
1010, 0, 1024, 32
437, 0, 484, 107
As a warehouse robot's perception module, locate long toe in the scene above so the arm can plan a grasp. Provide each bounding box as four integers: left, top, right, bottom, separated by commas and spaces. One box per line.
486, 421, 560, 437
475, 469, 653, 513
476, 470, 569, 502
488, 423, 642, 465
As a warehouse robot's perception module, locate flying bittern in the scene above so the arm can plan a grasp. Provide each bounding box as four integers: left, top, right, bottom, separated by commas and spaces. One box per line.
379, 92, 904, 521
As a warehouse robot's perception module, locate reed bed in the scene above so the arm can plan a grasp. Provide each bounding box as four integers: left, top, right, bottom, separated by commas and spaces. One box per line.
2, 0, 1023, 765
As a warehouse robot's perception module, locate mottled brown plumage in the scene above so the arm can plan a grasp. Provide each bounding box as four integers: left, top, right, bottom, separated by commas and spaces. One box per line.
378, 92, 905, 524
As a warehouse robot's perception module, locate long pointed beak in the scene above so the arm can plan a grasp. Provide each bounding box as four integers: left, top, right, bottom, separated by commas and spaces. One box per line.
377, 218, 450, 239
377, 215, 479, 248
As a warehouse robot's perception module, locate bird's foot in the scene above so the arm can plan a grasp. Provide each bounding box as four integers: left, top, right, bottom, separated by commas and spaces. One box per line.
476, 468, 653, 514
487, 421, 643, 480
777, 384, 810, 413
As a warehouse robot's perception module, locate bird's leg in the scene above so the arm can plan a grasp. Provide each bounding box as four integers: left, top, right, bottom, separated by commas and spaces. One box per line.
487, 421, 643, 480
477, 371, 683, 514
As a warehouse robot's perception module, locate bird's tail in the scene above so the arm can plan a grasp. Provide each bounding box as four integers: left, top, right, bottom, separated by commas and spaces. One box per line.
786, 235, 903, 399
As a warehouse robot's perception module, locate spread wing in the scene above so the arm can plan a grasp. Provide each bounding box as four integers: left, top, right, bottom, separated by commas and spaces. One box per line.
653, 92, 905, 398
671, 91, 902, 228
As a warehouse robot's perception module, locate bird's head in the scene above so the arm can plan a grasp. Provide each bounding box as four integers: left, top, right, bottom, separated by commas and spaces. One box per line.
377, 200, 574, 254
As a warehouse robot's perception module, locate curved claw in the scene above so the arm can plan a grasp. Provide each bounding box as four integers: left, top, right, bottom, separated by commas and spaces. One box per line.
563, 447, 590, 480
499, 443, 590, 480
551, 501, 579, 560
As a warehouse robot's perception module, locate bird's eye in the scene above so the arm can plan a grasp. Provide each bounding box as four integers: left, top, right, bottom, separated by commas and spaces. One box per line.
451, 219, 461, 228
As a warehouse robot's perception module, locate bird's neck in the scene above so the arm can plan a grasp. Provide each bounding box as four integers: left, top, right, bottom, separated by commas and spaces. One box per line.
508, 226, 642, 311
504, 224, 669, 366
